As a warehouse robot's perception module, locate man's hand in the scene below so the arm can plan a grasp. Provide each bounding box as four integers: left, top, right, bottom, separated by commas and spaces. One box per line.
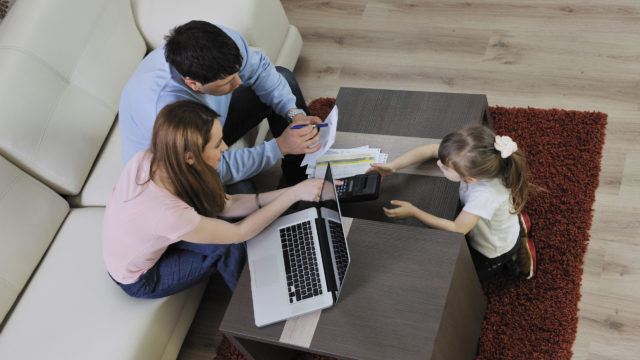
293, 114, 322, 125
383, 200, 416, 219
276, 118, 323, 155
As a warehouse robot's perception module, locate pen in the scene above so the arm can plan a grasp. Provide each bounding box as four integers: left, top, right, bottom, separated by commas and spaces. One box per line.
290, 123, 329, 130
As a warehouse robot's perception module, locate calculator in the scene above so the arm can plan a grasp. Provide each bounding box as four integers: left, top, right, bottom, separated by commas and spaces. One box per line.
336, 172, 381, 203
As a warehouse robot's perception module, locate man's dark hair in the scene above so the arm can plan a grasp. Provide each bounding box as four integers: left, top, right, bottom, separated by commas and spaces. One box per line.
164, 21, 242, 84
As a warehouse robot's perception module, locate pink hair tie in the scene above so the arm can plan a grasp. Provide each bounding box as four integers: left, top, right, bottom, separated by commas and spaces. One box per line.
494, 135, 518, 158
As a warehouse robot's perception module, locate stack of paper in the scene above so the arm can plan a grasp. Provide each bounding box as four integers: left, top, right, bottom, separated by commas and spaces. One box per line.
306, 146, 388, 179
300, 104, 389, 179
301, 106, 339, 167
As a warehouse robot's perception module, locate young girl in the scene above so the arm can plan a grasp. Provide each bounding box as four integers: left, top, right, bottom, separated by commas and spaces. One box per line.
369, 125, 536, 280
103, 100, 323, 298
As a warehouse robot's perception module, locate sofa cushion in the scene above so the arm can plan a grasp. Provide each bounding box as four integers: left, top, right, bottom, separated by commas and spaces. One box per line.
68, 120, 124, 207
132, 0, 290, 63
0, 0, 145, 195
0, 207, 207, 360
0, 156, 69, 323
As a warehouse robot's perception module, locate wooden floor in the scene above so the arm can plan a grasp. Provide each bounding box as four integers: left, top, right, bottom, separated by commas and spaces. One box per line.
179, 1, 640, 359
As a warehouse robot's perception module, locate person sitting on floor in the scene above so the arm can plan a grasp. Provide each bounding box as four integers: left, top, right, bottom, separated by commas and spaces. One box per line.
119, 20, 322, 187
103, 100, 323, 298
368, 125, 537, 280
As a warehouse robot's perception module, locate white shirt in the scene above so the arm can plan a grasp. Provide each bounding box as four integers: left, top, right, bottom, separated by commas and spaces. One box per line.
459, 178, 520, 258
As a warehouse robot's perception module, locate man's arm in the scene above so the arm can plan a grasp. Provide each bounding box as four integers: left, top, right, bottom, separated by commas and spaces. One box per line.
223, 27, 297, 117
216, 140, 282, 184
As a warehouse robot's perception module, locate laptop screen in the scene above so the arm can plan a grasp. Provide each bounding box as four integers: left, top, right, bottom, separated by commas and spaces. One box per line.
319, 164, 351, 299
319, 163, 344, 222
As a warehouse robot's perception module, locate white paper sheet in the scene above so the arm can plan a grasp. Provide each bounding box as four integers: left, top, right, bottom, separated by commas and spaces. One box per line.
309, 147, 389, 179
301, 105, 338, 167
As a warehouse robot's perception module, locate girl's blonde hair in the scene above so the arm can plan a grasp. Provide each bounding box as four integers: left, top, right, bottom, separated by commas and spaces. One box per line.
148, 100, 226, 217
438, 125, 531, 213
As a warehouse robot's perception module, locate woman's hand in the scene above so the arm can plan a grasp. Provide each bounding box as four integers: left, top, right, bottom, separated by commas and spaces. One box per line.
290, 178, 324, 202
367, 163, 396, 177
383, 200, 416, 219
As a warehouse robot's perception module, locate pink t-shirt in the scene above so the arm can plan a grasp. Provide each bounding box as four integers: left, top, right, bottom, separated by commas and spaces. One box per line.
103, 151, 201, 284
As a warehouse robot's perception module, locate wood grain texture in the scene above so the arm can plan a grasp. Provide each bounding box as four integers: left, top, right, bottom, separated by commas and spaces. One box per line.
279, 310, 321, 348
179, 1, 640, 358
217, 219, 484, 360
308, 220, 484, 360
335, 87, 491, 137
279, 2, 640, 359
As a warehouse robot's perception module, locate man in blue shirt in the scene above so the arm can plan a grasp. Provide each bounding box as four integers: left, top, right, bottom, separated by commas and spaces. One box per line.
119, 21, 322, 185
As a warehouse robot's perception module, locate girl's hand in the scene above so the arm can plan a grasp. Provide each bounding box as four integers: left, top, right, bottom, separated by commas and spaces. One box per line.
383, 200, 416, 219
290, 178, 324, 202
367, 163, 396, 177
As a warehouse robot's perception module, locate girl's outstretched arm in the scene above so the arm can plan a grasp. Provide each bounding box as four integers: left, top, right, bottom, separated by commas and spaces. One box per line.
369, 143, 439, 175
384, 200, 479, 234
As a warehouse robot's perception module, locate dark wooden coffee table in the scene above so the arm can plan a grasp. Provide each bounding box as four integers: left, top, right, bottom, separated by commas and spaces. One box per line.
335, 87, 492, 138
220, 88, 490, 359
220, 219, 485, 360
334, 87, 491, 225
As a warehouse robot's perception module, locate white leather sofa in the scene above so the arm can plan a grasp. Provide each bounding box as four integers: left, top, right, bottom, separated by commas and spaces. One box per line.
0, 0, 301, 358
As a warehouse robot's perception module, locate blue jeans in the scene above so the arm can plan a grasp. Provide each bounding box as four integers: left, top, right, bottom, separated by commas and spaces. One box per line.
115, 241, 246, 299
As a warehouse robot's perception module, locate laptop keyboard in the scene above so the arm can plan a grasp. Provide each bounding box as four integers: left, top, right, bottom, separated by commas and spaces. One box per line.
280, 221, 323, 303
328, 220, 349, 285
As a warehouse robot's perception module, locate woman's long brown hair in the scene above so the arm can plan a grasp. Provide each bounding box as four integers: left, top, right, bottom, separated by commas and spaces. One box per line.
438, 125, 533, 214
148, 100, 226, 217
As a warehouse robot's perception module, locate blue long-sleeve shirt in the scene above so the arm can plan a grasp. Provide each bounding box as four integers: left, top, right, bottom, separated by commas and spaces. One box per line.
118, 25, 297, 184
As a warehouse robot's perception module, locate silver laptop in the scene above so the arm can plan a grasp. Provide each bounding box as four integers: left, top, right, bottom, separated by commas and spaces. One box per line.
247, 164, 351, 327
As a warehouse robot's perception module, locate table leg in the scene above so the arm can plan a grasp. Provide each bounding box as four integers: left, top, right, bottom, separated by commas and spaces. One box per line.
482, 97, 494, 128
431, 241, 486, 360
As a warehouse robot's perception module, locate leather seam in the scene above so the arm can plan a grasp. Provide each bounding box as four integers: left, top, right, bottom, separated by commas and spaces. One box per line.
65, 0, 117, 113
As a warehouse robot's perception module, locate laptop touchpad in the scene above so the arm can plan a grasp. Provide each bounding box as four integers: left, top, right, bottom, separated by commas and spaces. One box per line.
252, 255, 281, 288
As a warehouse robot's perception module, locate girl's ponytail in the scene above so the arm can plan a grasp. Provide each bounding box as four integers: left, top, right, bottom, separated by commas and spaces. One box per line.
501, 150, 529, 214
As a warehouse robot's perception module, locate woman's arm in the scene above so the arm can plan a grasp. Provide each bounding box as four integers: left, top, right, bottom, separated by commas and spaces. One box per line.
180, 179, 323, 245
219, 188, 289, 219
383, 200, 479, 234
369, 143, 439, 175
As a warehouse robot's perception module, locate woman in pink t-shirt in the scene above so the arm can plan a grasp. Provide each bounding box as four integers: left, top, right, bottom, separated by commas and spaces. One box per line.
103, 100, 323, 298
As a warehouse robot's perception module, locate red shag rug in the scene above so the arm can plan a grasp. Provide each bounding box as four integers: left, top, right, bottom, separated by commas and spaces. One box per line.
216, 98, 608, 360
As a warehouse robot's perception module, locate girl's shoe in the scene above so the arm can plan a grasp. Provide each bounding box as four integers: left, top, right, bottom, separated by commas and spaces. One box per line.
519, 212, 532, 237
517, 212, 536, 279
521, 236, 537, 279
